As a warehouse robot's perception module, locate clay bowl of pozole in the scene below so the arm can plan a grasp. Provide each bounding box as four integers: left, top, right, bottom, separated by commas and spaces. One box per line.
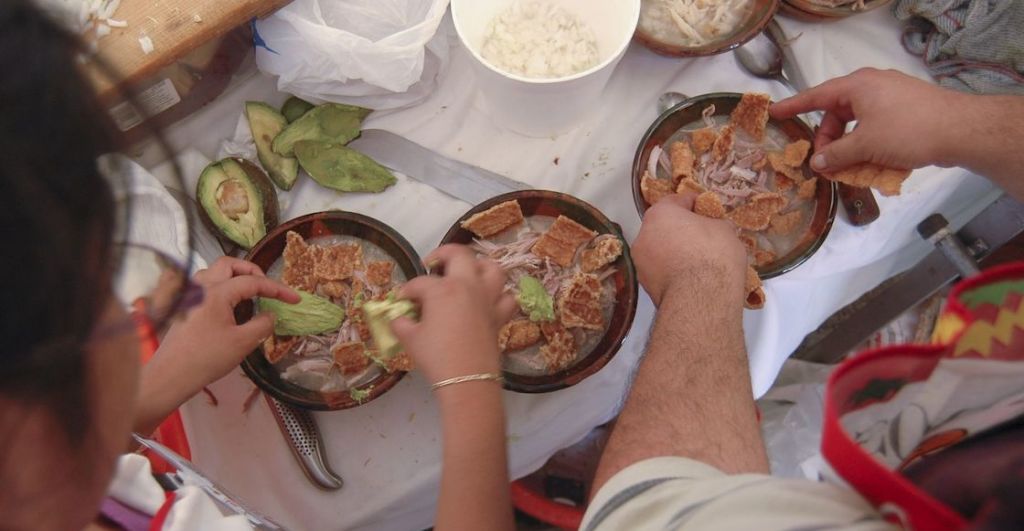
237, 211, 426, 411
440, 190, 639, 394
632, 92, 837, 280
634, 0, 779, 57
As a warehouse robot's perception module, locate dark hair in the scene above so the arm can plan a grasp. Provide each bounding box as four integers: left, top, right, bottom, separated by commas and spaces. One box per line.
0, 0, 124, 441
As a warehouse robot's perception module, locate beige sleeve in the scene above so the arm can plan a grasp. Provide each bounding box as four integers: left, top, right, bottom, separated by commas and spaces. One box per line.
581, 457, 896, 531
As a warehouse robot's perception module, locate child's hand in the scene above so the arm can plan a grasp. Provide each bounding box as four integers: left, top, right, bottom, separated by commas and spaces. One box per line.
392, 245, 517, 386
136, 257, 297, 432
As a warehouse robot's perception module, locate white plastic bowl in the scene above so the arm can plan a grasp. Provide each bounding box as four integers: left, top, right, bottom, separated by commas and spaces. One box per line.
452, 0, 641, 137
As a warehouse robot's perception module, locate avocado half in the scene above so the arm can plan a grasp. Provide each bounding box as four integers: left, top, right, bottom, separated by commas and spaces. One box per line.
196, 158, 279, 250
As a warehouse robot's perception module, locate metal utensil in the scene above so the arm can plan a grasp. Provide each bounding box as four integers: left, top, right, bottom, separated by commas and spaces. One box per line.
349, 129, 530, 205
657, 92, 689, 115
265, 394, 344, 490
133, 434, 285, 530
734, 22, 881, 227
791, 194, 1024, 364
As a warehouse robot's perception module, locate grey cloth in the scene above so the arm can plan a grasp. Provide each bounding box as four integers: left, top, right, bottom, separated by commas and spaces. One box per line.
893, 0, 1024, 95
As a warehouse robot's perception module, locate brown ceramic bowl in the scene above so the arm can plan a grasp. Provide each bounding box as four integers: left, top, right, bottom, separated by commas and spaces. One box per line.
634, 0, 779, 57
440, 190, 639, 394
781, 0, 892, 21
237, 211, 426, 411
631, 92, 837, 280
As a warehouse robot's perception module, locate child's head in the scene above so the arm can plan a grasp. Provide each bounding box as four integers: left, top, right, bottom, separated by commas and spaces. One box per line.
0, 1, 145, 527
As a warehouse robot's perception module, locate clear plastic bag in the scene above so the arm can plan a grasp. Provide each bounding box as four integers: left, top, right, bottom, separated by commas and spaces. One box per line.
254, 0, 452, 110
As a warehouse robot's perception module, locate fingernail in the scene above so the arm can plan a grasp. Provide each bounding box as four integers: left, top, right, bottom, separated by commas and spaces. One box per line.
811, 153, 827, 171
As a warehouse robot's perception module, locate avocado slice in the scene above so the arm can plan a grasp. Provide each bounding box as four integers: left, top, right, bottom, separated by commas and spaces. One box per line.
271, 103, 372, 157
196, 158, 278, 250
245, 102, 299, 190
258, 290, 345, 336
362, 294, 416, 363
281, 96, 315, 123
294, 141, 397, 193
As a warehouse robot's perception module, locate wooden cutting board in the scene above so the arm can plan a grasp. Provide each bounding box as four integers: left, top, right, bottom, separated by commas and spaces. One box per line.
90, 0, 290, 99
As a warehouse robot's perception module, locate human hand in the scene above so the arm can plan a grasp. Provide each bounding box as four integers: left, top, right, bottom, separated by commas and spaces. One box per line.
771, 68, 964, 173
150, 257, 299, 396
634, 194, 746, 307
391, 245, 517, 387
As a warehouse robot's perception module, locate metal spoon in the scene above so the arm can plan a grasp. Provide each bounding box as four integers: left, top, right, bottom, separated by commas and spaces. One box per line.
734, 24, 880, 227
657, 91, 689, 115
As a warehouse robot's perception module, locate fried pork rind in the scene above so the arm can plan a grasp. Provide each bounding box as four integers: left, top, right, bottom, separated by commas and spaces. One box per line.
744, 266, 765, 310
332, 341, 370, 375
365, 261, 395, 287
694, 191, 726, 219
738, 232, 758, 253
641, 171, 675, 206
730, 93, 772, 141
676, 177, 706, 195
754, 249, 776, 267
539, 322, 577, 371
532, 215, 598, 267
347, 305, 372, 342
783, 140, 811, 167
557, 272, 605, 331
769, 210, 803, 236
383, 351, 413, 372
728, 192, 787, 231
263, 336, 298, 364
691, 127, 718, 154
580, 237, 623, 273
669, 141, 696, 184
498, 319, 542, 352
775, 174, 796, 191
823, 163, 909, 197
282, 231, 317, 291
460, 199, 525, 238
797, 177, 818, 201
712, 125, 735, 162
314, 243, 362, 281
319, 280, 350, 300
768, 152, 804, 183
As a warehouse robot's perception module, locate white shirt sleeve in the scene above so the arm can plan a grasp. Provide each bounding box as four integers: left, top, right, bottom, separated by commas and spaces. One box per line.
107, 454, 254, 531
581, 457, 897, 531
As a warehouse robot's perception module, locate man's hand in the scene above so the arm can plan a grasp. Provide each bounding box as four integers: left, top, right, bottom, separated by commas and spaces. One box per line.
771, 68, 963, 173
633, 194, 746, 307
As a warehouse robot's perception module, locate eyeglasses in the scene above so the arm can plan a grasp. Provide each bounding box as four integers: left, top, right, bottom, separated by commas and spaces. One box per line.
91, 243, 205, 345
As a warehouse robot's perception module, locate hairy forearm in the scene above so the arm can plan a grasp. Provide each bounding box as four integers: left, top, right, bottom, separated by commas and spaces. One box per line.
592, 268, 768, 496
434, 383, 514, 531
942, 94, 1024, 200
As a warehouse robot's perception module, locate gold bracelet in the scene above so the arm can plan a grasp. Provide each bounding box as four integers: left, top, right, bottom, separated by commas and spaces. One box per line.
431, 372, 504, 391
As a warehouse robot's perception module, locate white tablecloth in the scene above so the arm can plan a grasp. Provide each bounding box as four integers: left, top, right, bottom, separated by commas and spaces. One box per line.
147, 8, 1000, 531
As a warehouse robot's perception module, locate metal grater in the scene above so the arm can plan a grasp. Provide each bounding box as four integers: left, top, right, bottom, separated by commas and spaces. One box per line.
265, 394, 344, 490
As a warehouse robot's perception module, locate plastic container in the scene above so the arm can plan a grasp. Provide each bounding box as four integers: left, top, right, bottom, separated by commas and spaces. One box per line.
451, 0, 640, 137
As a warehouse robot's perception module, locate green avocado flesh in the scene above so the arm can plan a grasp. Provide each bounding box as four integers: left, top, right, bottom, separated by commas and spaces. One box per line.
517, 276, 554, 322
196, 159, 267, 249
245, 102, 299, 190
271, 103, 370, 157
294, 141, 397, 193
362, 295, 416, 362
281, 96, 315, 123
258, 290, 345, 336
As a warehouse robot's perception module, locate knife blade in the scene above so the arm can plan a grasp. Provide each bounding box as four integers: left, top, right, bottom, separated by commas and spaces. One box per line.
791, 194, 1024, 364
349, 129, 530, 204
133, 434, 285, 530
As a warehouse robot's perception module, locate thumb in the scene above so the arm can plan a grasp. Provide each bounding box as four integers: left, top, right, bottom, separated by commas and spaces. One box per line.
811, 131, 867, 173
390, 315, 418, 344
235, 312, 276, 348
